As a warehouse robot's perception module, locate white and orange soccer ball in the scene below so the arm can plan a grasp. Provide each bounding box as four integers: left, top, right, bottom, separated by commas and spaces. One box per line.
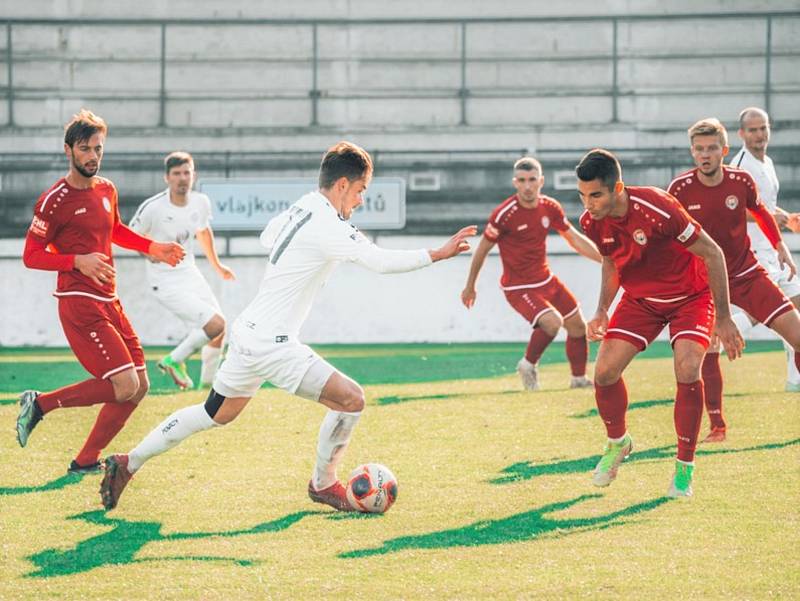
345, 463, 398, 513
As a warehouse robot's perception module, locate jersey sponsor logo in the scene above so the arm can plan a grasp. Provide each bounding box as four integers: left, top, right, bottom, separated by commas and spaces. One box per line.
602, 237, 614, 244
102, 197, 111, 213
725, 195, 739, 210
275, 335, 288, 343
677, 223, 696, 243
30, 215, 49, 237
687, 204, 700, 211
540, 216, 549, 228
517, 223, 528, 231
74, 207, 87, 215
696, 324, 710, 333
633, 228, 647, 245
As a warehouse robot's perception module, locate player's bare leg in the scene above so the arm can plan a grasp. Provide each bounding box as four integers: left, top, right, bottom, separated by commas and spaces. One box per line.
591, 338, 638, 487
563, 311, 592, 388
308, 370, 364, 512
669, 338, 707, 497
200, 327, 226, 389
771, 302, 800, 391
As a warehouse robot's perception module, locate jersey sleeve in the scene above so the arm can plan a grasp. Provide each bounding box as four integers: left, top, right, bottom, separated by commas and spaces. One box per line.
657, 192, 702, 247
197, 193, 212, 231
129, 197, 154, 235
548, 200, 570, 233
579, 211, 607, 254
742, 171, 762, 211
28, 190, 63, 245
483, 204, 507, 242
322, 220, 432, 273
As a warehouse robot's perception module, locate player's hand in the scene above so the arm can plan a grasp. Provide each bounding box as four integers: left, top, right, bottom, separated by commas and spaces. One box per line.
787, 212, 800, 233
430, 225, 478, 262
714, 316, 745, 361
776, 241, 798, 279
148, 241, 186, 267
461, 287, 477, 309
216, 263, 236, 281
74, 252, 115, 287
587, 310, 609, 342
774, 211, 790, 229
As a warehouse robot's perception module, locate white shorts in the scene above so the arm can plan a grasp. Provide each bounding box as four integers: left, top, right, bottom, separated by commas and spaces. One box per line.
150, 267, 222, 329
753, 247, 800, 299
212, 336, 335, 401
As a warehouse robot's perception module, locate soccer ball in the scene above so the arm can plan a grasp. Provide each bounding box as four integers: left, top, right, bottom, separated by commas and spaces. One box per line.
345, 463, 398, 513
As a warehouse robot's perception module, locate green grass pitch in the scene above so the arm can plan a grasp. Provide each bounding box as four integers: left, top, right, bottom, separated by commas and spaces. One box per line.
0, 342, 798, 599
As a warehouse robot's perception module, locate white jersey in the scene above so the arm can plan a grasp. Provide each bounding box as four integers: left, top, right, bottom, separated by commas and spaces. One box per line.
729, 147, 780, 253
233, 190, 432, 346
129, 189, 212, 281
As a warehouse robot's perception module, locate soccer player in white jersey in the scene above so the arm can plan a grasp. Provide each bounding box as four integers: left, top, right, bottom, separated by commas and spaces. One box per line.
729, 108, 800, 391
130, 152, 236, 390
100, 141, 476, 511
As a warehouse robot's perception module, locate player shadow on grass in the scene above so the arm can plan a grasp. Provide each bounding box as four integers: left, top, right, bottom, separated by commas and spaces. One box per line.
490, 438, 800, 484
24, 509, 321, 578
375, 389, 519, 406
0, 472, 88, 496
339, 493, 672, 558
568, 393, 749, 419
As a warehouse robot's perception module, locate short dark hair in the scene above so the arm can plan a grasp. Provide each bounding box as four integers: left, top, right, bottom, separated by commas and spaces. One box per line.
738, 106, 769, 128
64, 109, 107, 147
513, 157, 542, 174
318, 141, 373, 189
575, 148, 622, 190
165, 151, 194, 174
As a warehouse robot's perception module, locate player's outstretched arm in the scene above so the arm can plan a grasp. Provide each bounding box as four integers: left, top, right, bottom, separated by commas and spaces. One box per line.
587, 256, 619, 341
429, 225, 478, 262
560, 225, 602, 263
196, 227, 236, 280
787, 212, 800, 233
147, 241, 186, 267
461, 235, 495, 309
687, 231, 744, 361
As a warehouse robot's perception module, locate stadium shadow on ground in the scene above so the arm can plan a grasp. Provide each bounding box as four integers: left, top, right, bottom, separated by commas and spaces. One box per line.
339, 494, 673, 558
0, 472, 87, 496
490, 438, 800, 484
568, 393, 749, 419
24, 510, 321, 578
376, 389, 519, 406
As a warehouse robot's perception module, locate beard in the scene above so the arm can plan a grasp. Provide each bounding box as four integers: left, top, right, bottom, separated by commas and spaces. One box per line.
73, 157, 99, 178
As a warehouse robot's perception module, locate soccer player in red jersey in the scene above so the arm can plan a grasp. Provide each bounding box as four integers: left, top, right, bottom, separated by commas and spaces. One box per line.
17, 109, 185, 473
668, 118, 800, 442
577, 148, 743, 497
461, 157, 602, 390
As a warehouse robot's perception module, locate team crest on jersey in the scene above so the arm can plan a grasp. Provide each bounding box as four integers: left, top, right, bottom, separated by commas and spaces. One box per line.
102, 197, 111, 213
725, 195, 739, 210
540, 216, 550, 228
633, 229, 647, 245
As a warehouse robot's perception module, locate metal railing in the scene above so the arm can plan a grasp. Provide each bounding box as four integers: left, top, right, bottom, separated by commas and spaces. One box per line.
2, 12, 799, 128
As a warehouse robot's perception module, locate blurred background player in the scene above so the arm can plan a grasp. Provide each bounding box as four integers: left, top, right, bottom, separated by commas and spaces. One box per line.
99, 141, 477, 511
17, 109, 185, 473
461, 157, 601, 390
130, 152, 235, 390
577, 148, 743, 497
728, 107, 800, 392
669, 118, 800, 442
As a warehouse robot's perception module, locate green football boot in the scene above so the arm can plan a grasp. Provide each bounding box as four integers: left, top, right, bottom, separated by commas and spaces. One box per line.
158, 355, 194, 390
667, 460, 694, 497
592, 433, 633, 487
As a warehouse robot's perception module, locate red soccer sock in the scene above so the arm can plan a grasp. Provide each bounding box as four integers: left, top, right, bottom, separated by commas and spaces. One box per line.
37, 378, 116, 415
701, 353, 725, 429
595, 378, 628, 439
674, 380, 704, 462
795, 350, 800, 373
565, 335, 589, 377
74, 401, 138, 466
525, 328, 555, 365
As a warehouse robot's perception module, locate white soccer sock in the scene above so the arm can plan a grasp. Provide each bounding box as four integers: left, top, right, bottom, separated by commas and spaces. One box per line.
127, 404, 219, 472
200, 345, 222, 386
731, 312, 754, 335
170, 328, 211, 364
312, 410, 361, 490
786, 343, 800, 385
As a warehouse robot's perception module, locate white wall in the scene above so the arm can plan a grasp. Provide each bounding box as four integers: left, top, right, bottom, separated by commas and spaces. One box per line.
0, 234, 785, 346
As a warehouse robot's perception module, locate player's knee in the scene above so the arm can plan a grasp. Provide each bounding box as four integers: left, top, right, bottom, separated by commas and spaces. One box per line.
565, 316, 587, 337
112, 372, 140, 402
537, 312, 562, 337
674, 355, 702, 382
131, 376, 150, 402
594, 364, 622, 387
342, 383, 366, 413
204, 314, 226, 339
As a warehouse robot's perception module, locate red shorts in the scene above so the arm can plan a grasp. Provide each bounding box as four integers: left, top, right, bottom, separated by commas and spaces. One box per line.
730, 264, 793, 326
606, 290, 715, 351
503, 275, 579, 327
57, 295, 145, 380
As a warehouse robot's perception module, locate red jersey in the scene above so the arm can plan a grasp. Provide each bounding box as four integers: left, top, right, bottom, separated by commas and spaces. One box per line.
580, 186, 707, 300
668, 166, 761, 278
484, 194, 570, 288
27, 177, 122, 299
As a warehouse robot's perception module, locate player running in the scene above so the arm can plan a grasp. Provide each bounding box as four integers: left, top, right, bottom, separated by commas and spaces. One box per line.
17, 109, 185, 473
729, 107, 800, 392
461, 157, 601, 390
100, 141, 476, 511
130, 152, 235, 390
668, 118, 800, 442
577, 148, 743, 498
